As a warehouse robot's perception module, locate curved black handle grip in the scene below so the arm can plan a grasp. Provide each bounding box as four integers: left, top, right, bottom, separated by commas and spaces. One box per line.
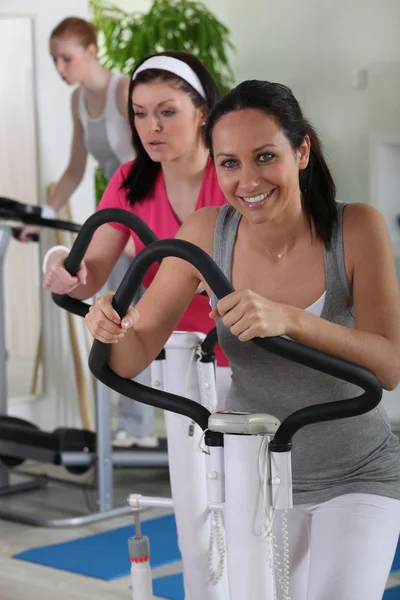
89, 239, 382, 438
51, 209, 159, 318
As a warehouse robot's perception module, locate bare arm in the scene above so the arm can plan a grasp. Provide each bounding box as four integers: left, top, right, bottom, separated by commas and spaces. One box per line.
19, 90, 88, 242
86, 208, 219, 377
44, 224, 130, 299
284, 204, 400, 389
48, 89, 88, 212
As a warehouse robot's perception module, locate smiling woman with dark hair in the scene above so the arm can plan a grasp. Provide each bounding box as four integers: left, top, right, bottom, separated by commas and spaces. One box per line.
86, 78, 400, 600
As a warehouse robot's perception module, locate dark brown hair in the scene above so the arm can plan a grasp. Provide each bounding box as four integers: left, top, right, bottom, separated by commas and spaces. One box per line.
205, 80, 337, 246
121, 51, 221, 205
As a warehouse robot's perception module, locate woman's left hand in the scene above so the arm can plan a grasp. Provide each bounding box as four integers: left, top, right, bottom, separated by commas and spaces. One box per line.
209, 290, 290, 341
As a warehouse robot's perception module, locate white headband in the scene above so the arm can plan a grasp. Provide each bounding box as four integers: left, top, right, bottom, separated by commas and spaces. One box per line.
132, 56, 207, 100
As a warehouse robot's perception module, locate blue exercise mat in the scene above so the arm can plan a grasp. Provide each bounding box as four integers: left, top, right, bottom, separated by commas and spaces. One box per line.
392, 540, 400, 573
13, 513, 181, 580
153, 573, 184, 600
384, 585, 400, 599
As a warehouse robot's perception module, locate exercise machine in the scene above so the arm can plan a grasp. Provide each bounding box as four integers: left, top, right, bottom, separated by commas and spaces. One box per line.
52, 209, 229, 594
0, 197, 86, 510
101, 239, 382, 599
0, 200, 175, 526
82, 235, 382, 600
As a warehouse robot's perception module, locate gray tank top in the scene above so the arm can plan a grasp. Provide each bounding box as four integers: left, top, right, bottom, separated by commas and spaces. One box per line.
211, 203, 400, 505
78, 72, 134, 180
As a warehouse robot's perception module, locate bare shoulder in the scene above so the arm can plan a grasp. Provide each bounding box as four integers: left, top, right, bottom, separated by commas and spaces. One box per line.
343, 202, 390, 248
117, 75, 130, 95
176, 206, 221, 255
342, 202, 392, 273
116, 75, 130, 118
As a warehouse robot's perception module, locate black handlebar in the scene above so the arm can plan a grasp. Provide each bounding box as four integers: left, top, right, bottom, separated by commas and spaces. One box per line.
0, 197, 41, 218
88, 239, 382, 444
0, 197, 81, 234
51, 209, 159, 318
11, 228, 39, 242
200, 327, 218, 359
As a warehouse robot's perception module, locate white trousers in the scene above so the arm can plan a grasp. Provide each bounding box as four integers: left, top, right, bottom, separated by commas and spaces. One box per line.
273, 493, 400, 600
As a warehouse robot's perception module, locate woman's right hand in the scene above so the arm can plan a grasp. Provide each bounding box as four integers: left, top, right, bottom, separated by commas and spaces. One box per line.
85, 290, 139, 344
43, 248, 88, 295
18, 224, 42, 242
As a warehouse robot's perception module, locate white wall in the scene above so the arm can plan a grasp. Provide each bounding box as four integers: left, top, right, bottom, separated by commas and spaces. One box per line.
0, 0, 94, 224
0, 0, 94, 428
116, 0, 400, 207
220, 0, 400, 208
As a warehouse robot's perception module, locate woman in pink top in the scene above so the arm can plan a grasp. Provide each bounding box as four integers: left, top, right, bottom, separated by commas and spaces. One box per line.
43, 50, 229, 446
98, 153, 227, 345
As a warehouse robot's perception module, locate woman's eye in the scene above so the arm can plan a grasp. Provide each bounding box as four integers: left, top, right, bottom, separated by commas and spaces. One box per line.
134, 112, 146, 118
161, 110, 175, 117
220, 159, 238, 169
258, 153, 274, 163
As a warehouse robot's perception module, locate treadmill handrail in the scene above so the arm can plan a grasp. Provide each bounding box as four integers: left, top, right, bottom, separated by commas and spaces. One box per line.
88, 239, 382, 441
0, 197, 41, 217
0, 197, 80, 233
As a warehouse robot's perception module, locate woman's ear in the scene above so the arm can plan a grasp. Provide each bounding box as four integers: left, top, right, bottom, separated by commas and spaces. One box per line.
298, 134, 311, 170
200, 107, 208, 126
86, 43, 98, 60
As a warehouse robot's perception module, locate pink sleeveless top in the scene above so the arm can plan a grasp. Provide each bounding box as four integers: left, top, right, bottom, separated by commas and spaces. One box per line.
98, 158, 229, 366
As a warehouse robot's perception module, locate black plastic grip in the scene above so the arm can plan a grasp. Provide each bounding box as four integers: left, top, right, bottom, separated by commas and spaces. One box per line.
0, 197, 81, 233
200, 327, 218, 362
11, 228, 39, 242
88, 239, 382, 437
0, 197, 41, 218
51, 209, 159, 318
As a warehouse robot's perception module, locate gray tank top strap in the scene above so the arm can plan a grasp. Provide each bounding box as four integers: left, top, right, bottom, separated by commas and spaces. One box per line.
320, 202, 353, 320
329, 202, 353, 309
211, 205, 240, 308
106, 71, 121, 113
77, 85, 87, 127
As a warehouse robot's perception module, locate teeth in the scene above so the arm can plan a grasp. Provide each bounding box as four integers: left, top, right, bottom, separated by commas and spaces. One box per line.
242, 190, 273, 203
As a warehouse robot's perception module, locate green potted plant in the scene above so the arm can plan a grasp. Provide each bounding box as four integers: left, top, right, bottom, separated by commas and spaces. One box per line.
90, 0, 235, 200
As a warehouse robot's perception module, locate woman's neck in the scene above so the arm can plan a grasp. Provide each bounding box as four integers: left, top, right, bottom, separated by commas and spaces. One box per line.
80, 63, 111, 95
161, 144, 209, 186
243, 201, 314, 258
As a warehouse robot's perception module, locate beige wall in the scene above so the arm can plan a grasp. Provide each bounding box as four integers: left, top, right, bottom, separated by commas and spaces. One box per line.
0, 17, 40, 360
